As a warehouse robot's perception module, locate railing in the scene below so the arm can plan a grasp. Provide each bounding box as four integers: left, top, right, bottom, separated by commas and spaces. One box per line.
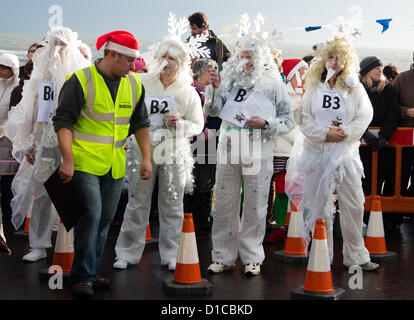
362, 127, 414, 213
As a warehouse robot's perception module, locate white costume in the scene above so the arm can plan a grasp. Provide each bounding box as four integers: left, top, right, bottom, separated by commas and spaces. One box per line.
286, 36, 374, 267
114, 37, 204, 269
204, 21, 294, 271
5, 27, 90, 256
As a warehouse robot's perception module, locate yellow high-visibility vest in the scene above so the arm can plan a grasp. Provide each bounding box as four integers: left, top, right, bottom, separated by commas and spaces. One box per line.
71, 64, 142, 179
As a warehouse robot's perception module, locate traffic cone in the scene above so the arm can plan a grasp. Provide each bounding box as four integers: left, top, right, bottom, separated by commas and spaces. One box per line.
14, 194, 34, 237
145, 224, 152, 241
40, 219, 74, 278
365, 196, 397, 263
273, 196, 308, 264
291, 219, 345, 300
163, 213, 212, 296
144, 223, 158, 250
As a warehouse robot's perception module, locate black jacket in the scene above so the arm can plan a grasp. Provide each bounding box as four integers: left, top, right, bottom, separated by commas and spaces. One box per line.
364, 84, 400, 141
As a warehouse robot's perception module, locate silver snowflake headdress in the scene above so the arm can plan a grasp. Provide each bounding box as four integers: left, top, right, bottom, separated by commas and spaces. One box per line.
326, 16, 362, 41
143, 12, 210, 69
221, 13, 283, 52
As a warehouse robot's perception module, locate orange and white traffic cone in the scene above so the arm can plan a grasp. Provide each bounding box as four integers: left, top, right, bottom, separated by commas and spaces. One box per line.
291, 219, 345, 300
15, 193, 34, 237
163, 213, 212, 296
40, 219, 74, 278
273, 196, 308, 264
145, 224, 152, 241
365, 196, 397, 263
144, 223, 158, 250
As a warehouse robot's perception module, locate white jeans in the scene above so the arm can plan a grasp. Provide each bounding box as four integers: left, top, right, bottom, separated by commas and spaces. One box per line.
115, 152, 186, 266
211, 144, 273, 266
28, 192, 56, 249
320, 168, 371, 267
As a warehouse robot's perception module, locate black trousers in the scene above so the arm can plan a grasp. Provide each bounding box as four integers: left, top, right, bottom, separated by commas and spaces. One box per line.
401, 148, 414, 197
0, 175, 15, 217
183, 162, 217, 230
360, 146, 396, 196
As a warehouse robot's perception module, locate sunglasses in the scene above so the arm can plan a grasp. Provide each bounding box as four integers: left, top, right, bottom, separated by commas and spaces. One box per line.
28, 49, 36, 53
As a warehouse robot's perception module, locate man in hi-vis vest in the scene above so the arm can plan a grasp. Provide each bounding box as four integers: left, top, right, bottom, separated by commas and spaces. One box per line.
53, 31, 152, 298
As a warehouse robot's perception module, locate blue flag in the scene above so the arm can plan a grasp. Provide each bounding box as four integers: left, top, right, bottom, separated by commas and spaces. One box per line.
305, 26, 322, 32
376, 19, 392, 33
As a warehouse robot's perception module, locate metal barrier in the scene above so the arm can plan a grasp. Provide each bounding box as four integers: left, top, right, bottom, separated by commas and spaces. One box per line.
362, 127, 414, 213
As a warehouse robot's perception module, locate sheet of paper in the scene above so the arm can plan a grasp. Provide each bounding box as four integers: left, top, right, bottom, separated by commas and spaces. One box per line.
146, 95, 174, 129
37, 81, 55, 123
220, 86, 275, 127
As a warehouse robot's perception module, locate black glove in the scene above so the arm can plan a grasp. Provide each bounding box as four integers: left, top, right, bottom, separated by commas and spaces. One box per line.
362, 131, 378, 148
373, 136, 387, 150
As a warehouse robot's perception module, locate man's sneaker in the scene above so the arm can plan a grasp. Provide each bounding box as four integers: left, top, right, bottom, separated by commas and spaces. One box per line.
360, 261, 380, 271
72, 282, 94, 298
93, 275, 111, 289
244, 263, 261, 276
113, 259, 129, 269
207, 261, 234, 274
22, 248, 47, 262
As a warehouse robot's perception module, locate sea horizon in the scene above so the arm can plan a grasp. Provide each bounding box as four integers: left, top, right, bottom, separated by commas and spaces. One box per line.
1, 32, 413, 72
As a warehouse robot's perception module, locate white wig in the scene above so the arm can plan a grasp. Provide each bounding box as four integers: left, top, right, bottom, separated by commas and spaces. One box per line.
146, 39, 192, 86
219, 34, 281, 93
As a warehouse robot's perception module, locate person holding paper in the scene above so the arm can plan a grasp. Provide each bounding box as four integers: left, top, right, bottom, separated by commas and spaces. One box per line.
204, 34, 294, 276
5, 27, 91, 263
113, 39, 204, 272
53, 30, 151, 297
285, 36, 379, 271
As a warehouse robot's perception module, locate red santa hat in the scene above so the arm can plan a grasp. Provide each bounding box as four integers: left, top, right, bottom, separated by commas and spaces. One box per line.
282, 59, 308, 81
96, 30, 139, 58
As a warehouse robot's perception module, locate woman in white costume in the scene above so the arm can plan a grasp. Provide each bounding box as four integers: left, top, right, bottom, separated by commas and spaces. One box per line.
204, 32, 294, 275
285, 36, 379, 271
5, 27, 91, 261
113, 39, 204, 271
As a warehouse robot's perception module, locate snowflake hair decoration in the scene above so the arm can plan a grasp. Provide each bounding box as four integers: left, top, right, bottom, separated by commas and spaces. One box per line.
218, 13, 283, 93
222, 13, 283, 51
326, 16, 362, 41
143, 12, 211, 84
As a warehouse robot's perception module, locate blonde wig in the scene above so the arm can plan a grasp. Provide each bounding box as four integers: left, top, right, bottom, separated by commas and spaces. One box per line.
271, 48, 283, 73
304, 36, 359, 93
359, 73, 387, 93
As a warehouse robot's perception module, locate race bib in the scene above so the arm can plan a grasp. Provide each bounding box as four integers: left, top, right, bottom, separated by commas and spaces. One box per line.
37, 81, 55, 122
220, 86, 253, 127
145, 95, 174, 129
220, 86, 274, 127
315, 90, 346, 128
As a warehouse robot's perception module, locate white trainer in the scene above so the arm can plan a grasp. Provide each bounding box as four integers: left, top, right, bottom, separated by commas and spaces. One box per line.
207, 261, 234, 274
244, 262, 261, 276
113, 259, 129, 269
22, 248, 47, 262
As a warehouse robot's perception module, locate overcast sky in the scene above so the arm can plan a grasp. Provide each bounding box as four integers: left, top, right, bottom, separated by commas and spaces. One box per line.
1, 0, 414, 49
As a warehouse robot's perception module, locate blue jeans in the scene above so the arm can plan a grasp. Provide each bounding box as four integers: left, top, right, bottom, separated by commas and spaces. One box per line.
70, 170, 124, 284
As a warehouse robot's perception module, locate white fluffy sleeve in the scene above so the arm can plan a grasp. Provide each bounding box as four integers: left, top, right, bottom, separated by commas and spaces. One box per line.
341, 83, 374, 142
